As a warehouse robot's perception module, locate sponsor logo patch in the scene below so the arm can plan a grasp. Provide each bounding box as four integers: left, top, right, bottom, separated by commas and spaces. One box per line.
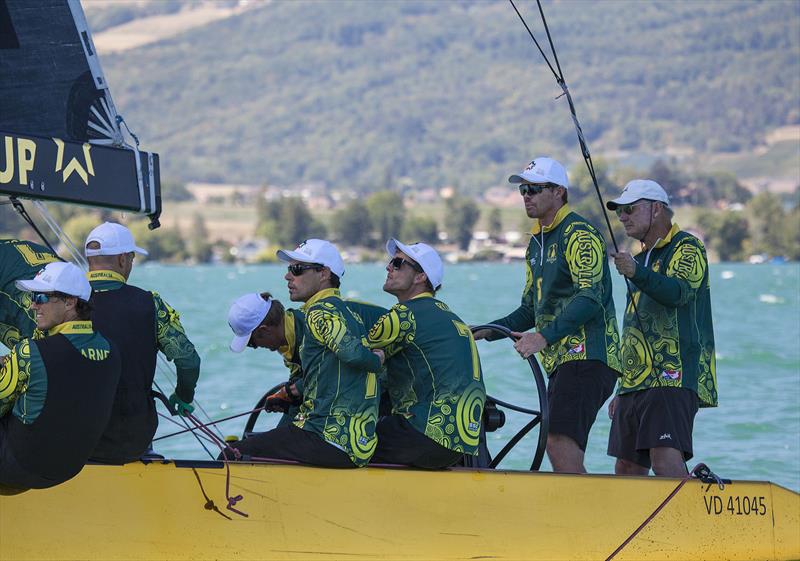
659, 433, 672, 440
568, 343, 584, 355
662, 369, 681, 380
547, 243, 558, 263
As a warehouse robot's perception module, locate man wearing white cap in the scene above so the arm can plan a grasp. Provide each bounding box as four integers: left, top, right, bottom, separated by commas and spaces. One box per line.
0, 238, 58, 349
83, 222, 201, 464
0, 262, 121, 489
224, 239, 384, 468
227, 291, 389, 427
227, 292, 305, 425
606, 180, 717, 477
474, 157, 622, 474
367, 239, 486, 468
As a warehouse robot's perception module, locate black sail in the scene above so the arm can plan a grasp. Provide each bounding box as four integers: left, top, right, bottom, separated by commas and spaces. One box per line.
0, 0, 161, 223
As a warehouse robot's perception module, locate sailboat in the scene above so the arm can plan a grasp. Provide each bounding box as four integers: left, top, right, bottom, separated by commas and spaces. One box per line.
1, 2, 798, 560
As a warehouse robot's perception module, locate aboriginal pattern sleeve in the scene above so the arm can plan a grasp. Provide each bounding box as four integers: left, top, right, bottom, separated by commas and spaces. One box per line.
151, 292, 201, 402
306, 304, 382, 372
0, 341, 30, 417
366, 305, 415, 358
631, 240, 706, 307
538, 223, 604, 344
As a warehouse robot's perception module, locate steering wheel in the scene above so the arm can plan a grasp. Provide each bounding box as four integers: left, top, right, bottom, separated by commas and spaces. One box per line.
471, 323, 549, 471
242, 381, 285, 438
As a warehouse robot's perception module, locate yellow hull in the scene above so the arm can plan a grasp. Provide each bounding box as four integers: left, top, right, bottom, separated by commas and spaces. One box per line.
1, 461, 798, 561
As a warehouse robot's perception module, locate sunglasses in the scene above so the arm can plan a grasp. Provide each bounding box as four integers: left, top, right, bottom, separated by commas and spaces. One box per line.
287, 263, 323, 276
32, 292, 62, 305
614, 201, 650, 217
389, 257, 423, 272
518, 183, 554, 197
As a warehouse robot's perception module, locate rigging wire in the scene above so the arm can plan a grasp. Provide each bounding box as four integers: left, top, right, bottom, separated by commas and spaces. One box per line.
31, 201, 87, 268
8, 198, 65, 260
508, 0, 618, 250
153, 406, 265, 442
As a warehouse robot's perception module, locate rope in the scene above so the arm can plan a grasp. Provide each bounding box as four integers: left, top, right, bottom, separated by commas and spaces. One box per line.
153, 406, 265, 442
605, 463, 721, 560
183, 413, 248, 518
155, 411, 218, 447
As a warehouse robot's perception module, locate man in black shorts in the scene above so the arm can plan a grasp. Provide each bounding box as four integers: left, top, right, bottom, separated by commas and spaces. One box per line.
606, 180, 717, 476
474, 157, 621, 473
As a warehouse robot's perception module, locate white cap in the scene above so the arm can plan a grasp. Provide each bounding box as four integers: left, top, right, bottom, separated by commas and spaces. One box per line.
228, 293, 272, 353
508, 157, 569, 189
85, 222, 148, 257
16, 261, 91, 301
386, 238, 444, 290
606, 180, 670, 210
276, 239, 345, 277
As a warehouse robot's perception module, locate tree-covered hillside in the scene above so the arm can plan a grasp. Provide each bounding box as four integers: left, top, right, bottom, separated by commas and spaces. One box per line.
99, 0, 800, 192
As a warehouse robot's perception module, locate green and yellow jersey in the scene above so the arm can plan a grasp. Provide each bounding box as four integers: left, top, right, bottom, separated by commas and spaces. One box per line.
618, 224, 718, 407
277, 301, 386, 427
491, 205, 622, 376
0, 239, 58, 349
295, 288, 382, 466
88, 270, 200, 401
368, 294, 486, 456
0, 321, 112, 422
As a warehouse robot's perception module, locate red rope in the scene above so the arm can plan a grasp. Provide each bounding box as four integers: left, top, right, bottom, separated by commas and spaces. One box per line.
183, 413, 248, 518
605, 463, 705, 561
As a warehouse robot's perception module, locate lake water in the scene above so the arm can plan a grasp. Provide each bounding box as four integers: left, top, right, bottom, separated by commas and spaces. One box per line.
136, 261, 800, 492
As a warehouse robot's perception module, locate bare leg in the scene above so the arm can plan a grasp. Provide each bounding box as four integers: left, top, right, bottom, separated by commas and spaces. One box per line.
615, 457, 649, 476
546, 433, 586, 473
650, 447, 688, 477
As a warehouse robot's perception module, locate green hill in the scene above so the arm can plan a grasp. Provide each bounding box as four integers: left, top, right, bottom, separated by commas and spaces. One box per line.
98, 0, 800, 192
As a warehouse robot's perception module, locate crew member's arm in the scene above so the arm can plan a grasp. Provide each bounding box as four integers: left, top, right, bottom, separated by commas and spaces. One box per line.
537, 226, 605, 345
627, 240, 707, 308
366, 304, 415, 357
481, 246, 536, 340
283, 358, 303, 395
306, 304, 382, 371
0, 342, 30, 417
152, 292, 201, 405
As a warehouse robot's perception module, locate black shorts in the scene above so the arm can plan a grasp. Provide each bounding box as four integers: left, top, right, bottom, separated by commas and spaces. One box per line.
547, 359, 618, 451
223, 424, 355, 468
370, 415, 463, 469
607, 387, 699, 468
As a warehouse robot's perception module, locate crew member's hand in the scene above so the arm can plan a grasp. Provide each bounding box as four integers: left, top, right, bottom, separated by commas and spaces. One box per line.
372, 349, 385, 366
265, 385, 294, 413
472, 329, 491, 341
510, 331, 547, 359
608, 395, 619, 420
168, 392, 195, 416
611, 252, 637, 278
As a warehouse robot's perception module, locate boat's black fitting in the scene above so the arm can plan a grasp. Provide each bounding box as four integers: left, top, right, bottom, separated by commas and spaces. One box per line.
692, 463, 730, 489
484, 401, 506, 432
